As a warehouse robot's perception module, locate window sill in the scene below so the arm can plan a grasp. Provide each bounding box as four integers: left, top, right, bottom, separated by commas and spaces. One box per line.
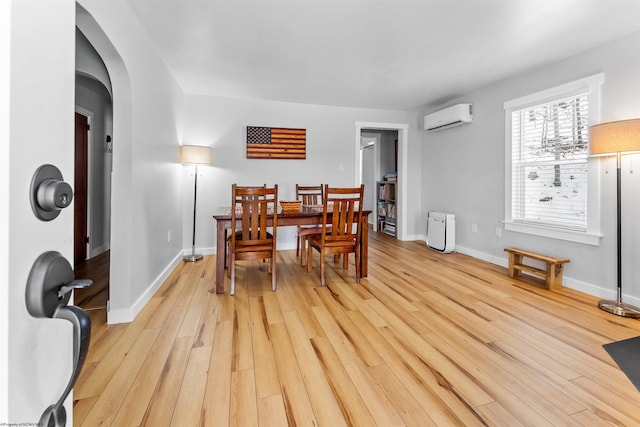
504, 221, 602, 246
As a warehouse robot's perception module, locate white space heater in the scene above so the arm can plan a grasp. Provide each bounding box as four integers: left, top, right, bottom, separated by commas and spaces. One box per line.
426, 211, 455, 253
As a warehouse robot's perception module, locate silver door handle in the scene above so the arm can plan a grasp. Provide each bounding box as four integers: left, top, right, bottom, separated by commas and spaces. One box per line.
25, 251, 92, 427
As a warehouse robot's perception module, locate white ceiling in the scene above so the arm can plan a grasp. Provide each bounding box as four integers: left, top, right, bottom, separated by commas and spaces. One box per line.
126, 0, 640, 111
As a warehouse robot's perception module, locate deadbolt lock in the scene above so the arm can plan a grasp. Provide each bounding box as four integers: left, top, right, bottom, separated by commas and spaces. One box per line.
30, 164, 74, 221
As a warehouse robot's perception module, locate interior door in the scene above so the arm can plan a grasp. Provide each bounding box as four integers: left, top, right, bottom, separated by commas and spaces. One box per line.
74, 113, 88, 266
8, 2, 77, 422
360, 139, 376, 217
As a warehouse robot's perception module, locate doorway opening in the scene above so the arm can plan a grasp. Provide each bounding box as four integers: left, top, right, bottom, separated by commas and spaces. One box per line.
74, 112, 89, 266
74, 74, 113, 313
355, 121, 408, 240
360, 136, 377, 225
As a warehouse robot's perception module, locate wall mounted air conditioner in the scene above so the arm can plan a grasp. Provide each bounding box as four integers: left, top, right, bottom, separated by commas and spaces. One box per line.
424, 103, 473, 131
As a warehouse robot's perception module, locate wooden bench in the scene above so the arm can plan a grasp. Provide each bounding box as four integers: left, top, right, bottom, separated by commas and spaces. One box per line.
503, 247, 570, 290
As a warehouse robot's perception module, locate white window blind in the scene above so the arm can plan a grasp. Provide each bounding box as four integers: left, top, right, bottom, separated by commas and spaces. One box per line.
511, 93, 589, 231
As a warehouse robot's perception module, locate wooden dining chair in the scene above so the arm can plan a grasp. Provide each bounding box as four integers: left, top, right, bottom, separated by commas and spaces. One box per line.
306, 184, 364, 287
295, 184, 324, 266
225, 184, 266, 269
228, 184, 278, 295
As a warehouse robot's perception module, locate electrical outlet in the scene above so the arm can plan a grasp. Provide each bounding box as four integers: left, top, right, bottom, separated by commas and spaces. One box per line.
495, 227, 502, 237
472, 223, 478, 233
168, 230, 171, 243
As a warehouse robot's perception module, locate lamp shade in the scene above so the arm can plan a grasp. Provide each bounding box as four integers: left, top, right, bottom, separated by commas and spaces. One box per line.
589, 119, 640, 156
180, 145, 212, 165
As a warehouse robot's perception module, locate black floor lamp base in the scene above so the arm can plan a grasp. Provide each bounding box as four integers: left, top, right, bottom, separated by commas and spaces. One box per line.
598, 299, 640, 318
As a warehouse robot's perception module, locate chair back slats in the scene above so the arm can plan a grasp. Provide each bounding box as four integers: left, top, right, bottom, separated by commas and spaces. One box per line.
240, 197, 263, 240
296, 184, 323, 205
306, 184, 364, 286
324, 186, 363, 242
294, 184, 324, 266
232, 185, 277, 244
229, 184, 278, 295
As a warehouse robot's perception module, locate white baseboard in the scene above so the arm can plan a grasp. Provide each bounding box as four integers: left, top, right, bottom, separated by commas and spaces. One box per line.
185, 246, 216, 257
106, 306, 131, 325
401, 233, 426, 242
146, 241, 640, 325
455, 244, 640, 307
107, 251, 183, 324
193, 240, 298, 257
455, 245, 507, 268
88, 244, 110, 259
276, 242, 296, 251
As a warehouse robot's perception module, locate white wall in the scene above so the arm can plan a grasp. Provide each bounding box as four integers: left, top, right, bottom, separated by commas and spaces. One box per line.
76, 28, 112, 97
77, 1, 186, 323
8, 0, 76, 422
181, 95, 423, 252
379, 130, 398, 176
1, 0, 10, 421
422, 31, 640, 304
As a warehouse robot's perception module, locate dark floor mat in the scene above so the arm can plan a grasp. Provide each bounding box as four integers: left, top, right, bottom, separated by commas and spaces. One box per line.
603, 336, 640, 392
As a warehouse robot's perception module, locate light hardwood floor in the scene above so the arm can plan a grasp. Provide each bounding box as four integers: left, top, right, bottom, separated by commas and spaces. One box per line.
74, 230, 640, 426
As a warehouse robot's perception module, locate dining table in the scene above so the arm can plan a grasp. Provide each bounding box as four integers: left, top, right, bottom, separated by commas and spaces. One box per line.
212, 206, 372, 294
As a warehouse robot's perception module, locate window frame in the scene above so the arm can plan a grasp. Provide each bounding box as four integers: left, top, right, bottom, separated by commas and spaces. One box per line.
504, 74, 604, 246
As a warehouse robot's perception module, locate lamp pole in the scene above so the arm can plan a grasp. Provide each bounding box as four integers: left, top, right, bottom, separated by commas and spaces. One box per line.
615, 152, 622, 305
590, 119, 640, 317
180, 145, 211, 262
597, 152, 640, 316
184, 163, 203, 262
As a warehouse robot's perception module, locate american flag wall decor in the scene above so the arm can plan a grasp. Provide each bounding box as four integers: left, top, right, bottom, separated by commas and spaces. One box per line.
246, 126, 306, 159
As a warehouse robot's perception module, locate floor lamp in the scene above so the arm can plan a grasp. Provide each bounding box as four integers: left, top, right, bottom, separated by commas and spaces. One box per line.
589, 119, 640, 317
180, 145, 212, 262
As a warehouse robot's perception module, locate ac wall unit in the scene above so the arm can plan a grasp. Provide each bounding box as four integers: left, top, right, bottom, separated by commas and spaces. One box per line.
424, 103, 473, 131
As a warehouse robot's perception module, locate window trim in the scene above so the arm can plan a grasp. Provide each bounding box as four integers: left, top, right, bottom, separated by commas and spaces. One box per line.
504, 74, 604, 246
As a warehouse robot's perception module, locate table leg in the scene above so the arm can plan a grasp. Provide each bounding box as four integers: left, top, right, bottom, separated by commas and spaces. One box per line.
216, 221, 226, 293
361, 218, 369, 278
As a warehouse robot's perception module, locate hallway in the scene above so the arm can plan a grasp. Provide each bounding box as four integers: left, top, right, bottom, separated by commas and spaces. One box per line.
74, 250, 109, 312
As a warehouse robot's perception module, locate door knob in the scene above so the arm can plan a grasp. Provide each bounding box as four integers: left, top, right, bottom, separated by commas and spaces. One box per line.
25, 251, 92, 427
30, 164, 74, 221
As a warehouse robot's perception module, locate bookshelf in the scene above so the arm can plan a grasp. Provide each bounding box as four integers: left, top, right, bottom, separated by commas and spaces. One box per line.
376, 180, 397, 237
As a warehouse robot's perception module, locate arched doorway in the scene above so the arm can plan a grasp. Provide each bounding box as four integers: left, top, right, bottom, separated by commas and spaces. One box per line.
76, 4, 135, 324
